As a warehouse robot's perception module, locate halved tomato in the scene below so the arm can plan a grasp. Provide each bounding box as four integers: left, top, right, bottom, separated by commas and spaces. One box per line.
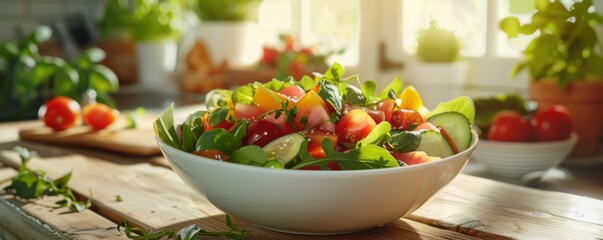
390, 109, 423, 130
193, 149, 229, 161
279, 85, 306, 102
234, 103, 267, 120
376, 99, 395, 122
83, 102, 119, 130
305, 129, 338, 146
335, 109, 377, 148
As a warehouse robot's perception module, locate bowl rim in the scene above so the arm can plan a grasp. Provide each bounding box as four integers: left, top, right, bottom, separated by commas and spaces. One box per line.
477, 132, 578, 147
156, 130, 479, 177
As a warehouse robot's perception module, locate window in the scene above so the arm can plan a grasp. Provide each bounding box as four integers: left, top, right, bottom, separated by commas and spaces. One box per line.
401, 0, 487, 57
257, 0, 360, 66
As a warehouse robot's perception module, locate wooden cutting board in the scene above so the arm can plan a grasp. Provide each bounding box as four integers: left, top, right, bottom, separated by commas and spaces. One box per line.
18, 122, 161, 157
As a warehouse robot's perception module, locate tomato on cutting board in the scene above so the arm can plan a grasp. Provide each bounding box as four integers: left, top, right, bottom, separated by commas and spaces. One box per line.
40, 96, 81, 131
83, 102, 119, 130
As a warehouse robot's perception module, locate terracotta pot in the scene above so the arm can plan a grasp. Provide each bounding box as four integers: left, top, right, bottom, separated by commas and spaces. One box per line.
98, 39, 137, 85
530, 81, 603, 162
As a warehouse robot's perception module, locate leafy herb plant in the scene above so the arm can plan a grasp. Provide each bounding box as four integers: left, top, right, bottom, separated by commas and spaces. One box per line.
117, 215, 251, 240
4, 146, 92, 212
499, 0, 603, 88
0, 26, 119, 121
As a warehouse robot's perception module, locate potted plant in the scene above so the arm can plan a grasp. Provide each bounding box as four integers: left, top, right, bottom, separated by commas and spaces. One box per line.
500, 0, 603, 161
405, 20, 467, 109
0, 26, 118, 121
187, 0, 263, 68
99, 0, 185, 93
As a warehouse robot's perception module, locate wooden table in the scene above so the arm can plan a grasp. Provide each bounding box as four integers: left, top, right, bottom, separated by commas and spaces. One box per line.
1, 120, 602, 240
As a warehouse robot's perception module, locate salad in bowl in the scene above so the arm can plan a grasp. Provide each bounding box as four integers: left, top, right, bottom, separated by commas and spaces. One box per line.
154, 63, 478, 234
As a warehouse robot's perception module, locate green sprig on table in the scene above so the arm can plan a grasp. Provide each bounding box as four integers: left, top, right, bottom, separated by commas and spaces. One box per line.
117, 215, 252, 240
3, 146, 92, 212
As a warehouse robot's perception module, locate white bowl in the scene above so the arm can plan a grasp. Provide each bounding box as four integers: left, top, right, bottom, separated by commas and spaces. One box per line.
157, 131, 478, 235
472, 133, 578, 178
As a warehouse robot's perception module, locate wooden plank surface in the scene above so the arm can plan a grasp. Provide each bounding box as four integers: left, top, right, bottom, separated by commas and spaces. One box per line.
2, 120, 603, 239
408, 174, 603, 239
0, 161, 129, 240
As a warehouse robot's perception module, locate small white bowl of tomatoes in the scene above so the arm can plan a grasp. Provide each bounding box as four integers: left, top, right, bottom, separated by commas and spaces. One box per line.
473, 104, 577, 178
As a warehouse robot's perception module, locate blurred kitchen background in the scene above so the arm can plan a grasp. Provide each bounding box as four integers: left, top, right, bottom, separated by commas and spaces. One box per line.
0, 0, 567, 110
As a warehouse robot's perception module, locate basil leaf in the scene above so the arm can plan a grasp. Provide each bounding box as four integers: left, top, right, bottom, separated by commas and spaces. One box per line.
229, 145, 269, 166
362, 80, 377, 97
356, 122, 391, 148
230, 120, 250, 141
195, 129, 241, 155
345, 85, 366, 105
209, 108, 229, 127
318, 80, 342, 115
182, 111, 205, 152
323, 62, 344, 82
388, 131, 421, 153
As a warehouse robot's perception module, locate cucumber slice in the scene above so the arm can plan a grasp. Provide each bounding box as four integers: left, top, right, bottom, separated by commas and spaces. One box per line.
427, 112, 472, 152
263, 133, 305, 166
416, 130, 454, 158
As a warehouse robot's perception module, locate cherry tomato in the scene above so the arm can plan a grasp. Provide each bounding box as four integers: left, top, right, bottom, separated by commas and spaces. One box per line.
390, 109, 423, 130
376, 99, 395, 122
261, 47, 278, 66
279, 85, 306, 102
202, 114, 234, 131
40, 96, 81, 131
530, 105, 573, 141
335, 109, 377, 148
304, 129, 338, 147
234, 103, 267, 120
243, 119, 289, 147
83, 103, 118, 130
487, 110, 531, 142
193, 149, 229, 161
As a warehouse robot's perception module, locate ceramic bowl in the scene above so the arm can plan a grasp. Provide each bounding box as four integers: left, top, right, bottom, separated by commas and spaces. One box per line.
157, 131, 478, 235
472, 133, 578, 178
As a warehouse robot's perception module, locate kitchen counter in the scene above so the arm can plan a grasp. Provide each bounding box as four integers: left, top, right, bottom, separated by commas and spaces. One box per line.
1, 117, 603, 239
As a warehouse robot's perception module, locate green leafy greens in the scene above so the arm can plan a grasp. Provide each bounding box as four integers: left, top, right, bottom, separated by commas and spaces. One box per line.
4, 146, 92, 212
117, 215, 251, 240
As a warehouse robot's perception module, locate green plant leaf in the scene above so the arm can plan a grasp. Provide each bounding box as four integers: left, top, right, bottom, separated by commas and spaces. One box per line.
232, 85, 254, 104
378, 77, 403, 99
356, 121, 391, 148
181, 111, 205, 153
88, 65, 119, 93
229, 145, 269, 166
195, 129, 241, 155
153, 103, 181, 149
345, 85, 366, 105
317, 80, 342, 115
54, 67, 79, 98
499, 17, 521, 38
208, 108, 229, 127
388, 131, 421, 153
